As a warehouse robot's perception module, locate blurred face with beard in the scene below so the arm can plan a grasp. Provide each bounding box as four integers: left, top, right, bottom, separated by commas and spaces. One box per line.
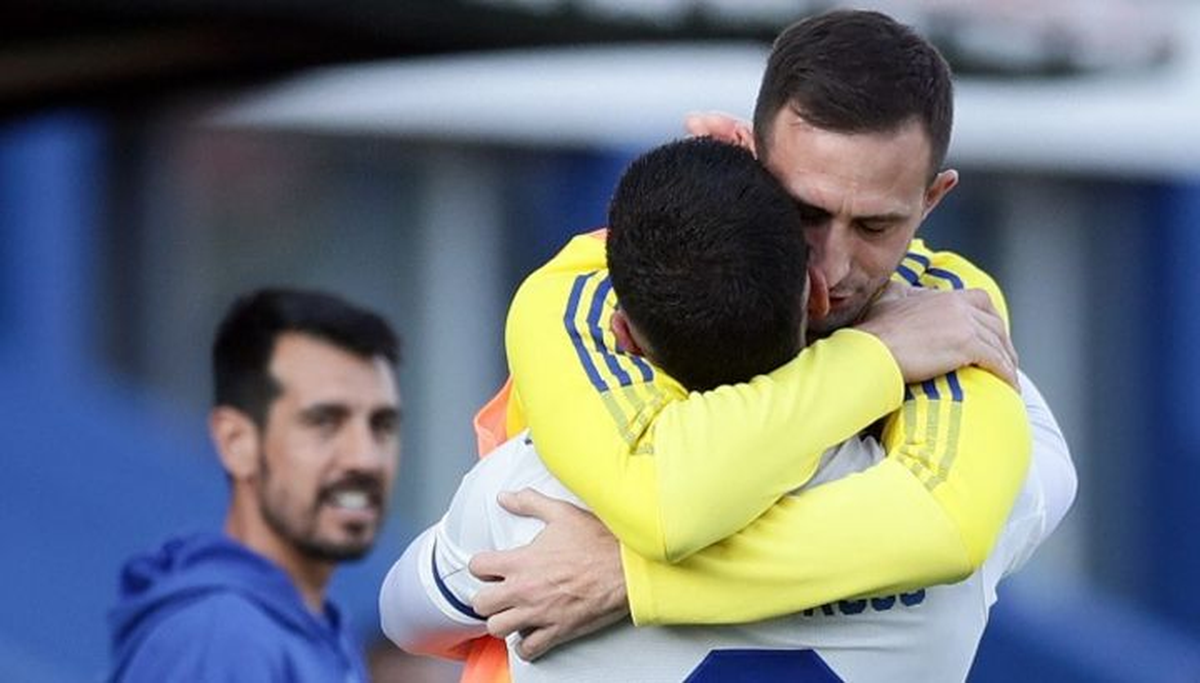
259, 332, 399, 561
217, 331, 400, 594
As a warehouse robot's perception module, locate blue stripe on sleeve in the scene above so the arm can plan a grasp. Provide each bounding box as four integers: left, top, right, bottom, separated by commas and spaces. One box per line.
927, 267, 965, 290
589, 277, 634, 386
895, 263, 920, 285
565, 273, 610, 393
905, 251, 931, 268
431, 541, 483, 621
914, 263, 966, 402
946, 371, 964, 402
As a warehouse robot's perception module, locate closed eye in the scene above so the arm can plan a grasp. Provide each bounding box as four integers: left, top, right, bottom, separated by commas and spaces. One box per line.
858, 221, 893, 234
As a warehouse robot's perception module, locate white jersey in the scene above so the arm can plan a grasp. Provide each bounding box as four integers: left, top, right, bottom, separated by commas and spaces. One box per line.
381, 374, 1075, 683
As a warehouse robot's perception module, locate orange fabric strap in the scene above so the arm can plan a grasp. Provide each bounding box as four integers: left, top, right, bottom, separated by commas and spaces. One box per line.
472, 377, 514, 459
460, 379, 517, 683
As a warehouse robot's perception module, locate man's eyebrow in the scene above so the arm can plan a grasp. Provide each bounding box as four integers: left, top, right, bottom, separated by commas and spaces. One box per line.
299, 403, 350, 419
372, 405, 402, 421
792, 197, 909, 224
794, 198, 830, 216
858, 211, 909, 223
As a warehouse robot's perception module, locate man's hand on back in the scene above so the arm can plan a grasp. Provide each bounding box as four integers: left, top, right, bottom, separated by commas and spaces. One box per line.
857, 285, 1019, 388
469, 489, 629, 661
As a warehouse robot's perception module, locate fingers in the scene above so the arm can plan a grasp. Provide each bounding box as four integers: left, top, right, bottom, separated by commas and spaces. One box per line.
472, 569, 551, 626
861, 285, 1021, 387
497, 487, 577, 522
479, 604, 559, 661
961, 289, 1019, 388
998, 318, 1020, 373
515, 627, 558, 661
970, 333, 1018, 389
469, 548, 515, 584
485, 605, 537, 640
683, 111, 715, 137
921, 288, 1017, 388
471, 574, 509, 617
980, 320, 1018, 384
683, 111, 738, 138
682, 111, 755, 153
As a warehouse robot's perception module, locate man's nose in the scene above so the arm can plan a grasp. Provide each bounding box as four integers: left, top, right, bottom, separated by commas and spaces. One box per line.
339, 420, 387, 473
807, 225, 852, 289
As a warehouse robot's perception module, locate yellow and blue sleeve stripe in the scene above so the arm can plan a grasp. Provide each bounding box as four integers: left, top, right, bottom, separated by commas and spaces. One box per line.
895, 376, 968, 491
890, 250, 978, 491
562, 271, 665, 449
896, 251, 965, 404
564, 271, 654, 390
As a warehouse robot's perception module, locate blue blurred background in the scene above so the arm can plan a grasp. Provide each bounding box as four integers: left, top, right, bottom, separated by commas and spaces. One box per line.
3, 0, 1199, 681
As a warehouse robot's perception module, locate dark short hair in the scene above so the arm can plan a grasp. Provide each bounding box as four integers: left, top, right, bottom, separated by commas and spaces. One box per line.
754, 9, 954, 176
212, 288, 400, 425
607, 137, 808, 392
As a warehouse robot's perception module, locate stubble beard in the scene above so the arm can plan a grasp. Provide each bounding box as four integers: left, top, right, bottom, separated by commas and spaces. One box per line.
257, 454, 378, 564
808, 298, 871, 339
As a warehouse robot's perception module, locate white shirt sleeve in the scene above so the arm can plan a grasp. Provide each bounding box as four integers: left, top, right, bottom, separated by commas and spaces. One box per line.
378, 525, 487, 659
1019, 373, 1077, 541
379, 439, 529, 657
981, 371, 1078, 597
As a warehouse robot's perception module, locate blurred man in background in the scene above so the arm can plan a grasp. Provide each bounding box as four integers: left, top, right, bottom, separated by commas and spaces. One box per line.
107, 288, 402, 682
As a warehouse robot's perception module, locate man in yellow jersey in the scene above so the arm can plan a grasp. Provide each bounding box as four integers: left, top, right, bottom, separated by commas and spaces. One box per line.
452, 9, 1045, 680
380, 138, 1072, 682
380, 137, 1064, 683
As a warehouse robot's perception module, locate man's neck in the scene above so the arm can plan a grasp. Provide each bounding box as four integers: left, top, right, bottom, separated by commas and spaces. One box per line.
224, 505, 335, 615
284, 557, 335, 616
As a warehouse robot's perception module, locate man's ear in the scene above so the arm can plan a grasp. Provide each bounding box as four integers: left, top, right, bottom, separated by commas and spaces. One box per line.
732, 120, 757, 158
806, 266, 830, 323
684, 112, 757, 157
923, 169, 959, 219
610, 309, 646, 357
210, 406, 260, 480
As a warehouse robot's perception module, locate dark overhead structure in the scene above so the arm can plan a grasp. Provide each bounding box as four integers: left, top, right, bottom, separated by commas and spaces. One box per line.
1, 0, 1178, 117
0, 0, 789, 115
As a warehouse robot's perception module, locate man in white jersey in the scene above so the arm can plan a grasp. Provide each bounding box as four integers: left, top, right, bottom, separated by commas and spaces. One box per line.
380, 138, 1076, 681
383, 387, 1070, 682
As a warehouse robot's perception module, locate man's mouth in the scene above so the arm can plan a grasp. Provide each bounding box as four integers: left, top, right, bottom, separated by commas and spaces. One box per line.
321, 478, 383, 513
329, 489, 372, 511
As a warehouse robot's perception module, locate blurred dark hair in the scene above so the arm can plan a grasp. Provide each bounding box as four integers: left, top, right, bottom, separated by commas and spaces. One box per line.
607, 137, 808, 392
754, 9, 954, 176
212, 288, 400, 425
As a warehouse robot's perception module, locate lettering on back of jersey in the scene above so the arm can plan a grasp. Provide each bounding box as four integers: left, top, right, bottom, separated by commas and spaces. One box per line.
802, 589, 926, 617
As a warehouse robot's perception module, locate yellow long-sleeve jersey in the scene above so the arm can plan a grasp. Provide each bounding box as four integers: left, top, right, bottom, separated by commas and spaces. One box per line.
504, 232, 1031, 625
